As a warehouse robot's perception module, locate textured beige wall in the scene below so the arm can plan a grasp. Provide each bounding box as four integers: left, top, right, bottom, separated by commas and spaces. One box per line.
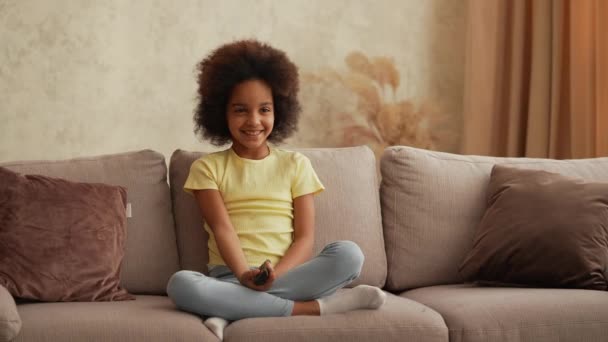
0, 0, 465, 162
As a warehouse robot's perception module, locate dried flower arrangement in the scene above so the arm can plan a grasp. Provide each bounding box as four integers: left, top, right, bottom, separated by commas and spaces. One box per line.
291, 51, 458, 161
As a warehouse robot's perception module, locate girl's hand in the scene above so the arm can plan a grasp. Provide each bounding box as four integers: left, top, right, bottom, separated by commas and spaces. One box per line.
238, 261, 276, 291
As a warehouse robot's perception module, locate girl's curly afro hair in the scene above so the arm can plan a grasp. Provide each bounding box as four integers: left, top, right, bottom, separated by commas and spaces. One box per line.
194, 40, 301, 146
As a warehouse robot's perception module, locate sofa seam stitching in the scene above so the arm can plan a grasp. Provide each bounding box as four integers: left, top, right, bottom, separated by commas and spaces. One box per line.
370, 148, 387, 287
448, 320, 608, 333
396, 148, 608, 165
389, 151, 398, 289
230, 325, 448, 334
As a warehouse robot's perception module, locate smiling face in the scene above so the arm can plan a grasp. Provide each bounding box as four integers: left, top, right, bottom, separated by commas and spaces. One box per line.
226, 79, 275, 159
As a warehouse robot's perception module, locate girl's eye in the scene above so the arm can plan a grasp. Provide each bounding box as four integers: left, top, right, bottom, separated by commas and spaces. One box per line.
261, 107, 272, 113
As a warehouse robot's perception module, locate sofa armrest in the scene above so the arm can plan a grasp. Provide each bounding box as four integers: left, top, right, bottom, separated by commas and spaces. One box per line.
0, 285, 21, 342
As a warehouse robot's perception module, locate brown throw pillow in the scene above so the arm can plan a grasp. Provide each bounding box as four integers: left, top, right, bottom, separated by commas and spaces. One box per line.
459, 164, 608, 290
0, 167, 134, 301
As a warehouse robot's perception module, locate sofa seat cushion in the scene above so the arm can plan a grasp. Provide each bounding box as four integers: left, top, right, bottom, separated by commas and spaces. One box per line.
403, 284, 608, 342
15, 295, 218, 342
224, 291, 447, 342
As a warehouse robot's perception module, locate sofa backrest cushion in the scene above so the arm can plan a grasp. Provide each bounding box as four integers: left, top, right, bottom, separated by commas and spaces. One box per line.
0, 150, 180, 294
0, 167, 134, 301
170, 146, 387, 287
459, 165, 608, 290
380, 146, 608, 291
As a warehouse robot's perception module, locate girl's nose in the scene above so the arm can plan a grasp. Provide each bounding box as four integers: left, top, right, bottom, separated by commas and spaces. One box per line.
247, 113, 262, 125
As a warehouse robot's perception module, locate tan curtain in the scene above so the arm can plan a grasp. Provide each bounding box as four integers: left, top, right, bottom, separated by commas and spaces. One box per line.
462, 0, 608, 158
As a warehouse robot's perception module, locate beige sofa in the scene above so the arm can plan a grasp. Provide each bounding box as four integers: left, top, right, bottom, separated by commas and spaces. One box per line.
2, 145, 608, 342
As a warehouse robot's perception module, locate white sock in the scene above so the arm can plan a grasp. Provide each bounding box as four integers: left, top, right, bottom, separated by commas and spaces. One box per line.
316, 285, 387, 315
204, 317, 229, 340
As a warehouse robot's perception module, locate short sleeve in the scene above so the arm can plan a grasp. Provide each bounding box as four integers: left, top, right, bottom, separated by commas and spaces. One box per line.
183, 157, 218, 195
291, 153, 325, 199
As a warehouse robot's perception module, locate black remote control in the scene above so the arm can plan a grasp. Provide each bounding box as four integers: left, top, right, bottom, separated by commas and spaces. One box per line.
253, 260, 271, 285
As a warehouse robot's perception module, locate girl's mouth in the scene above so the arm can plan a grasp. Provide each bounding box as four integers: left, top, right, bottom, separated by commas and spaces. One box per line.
242, 130, 264, 136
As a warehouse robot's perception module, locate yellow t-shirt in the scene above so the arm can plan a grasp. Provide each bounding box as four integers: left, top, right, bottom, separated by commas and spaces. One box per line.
183, 147, 325, 267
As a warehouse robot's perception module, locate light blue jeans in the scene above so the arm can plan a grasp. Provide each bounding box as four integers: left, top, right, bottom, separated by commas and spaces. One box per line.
166, 240, 364, 321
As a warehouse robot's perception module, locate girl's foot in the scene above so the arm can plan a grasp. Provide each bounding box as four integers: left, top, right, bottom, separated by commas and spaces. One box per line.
316, 285, 386, 315
204, 317, 229, 340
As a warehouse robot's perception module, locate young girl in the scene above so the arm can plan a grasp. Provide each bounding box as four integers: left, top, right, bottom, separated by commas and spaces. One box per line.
166, 40, 386, 339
